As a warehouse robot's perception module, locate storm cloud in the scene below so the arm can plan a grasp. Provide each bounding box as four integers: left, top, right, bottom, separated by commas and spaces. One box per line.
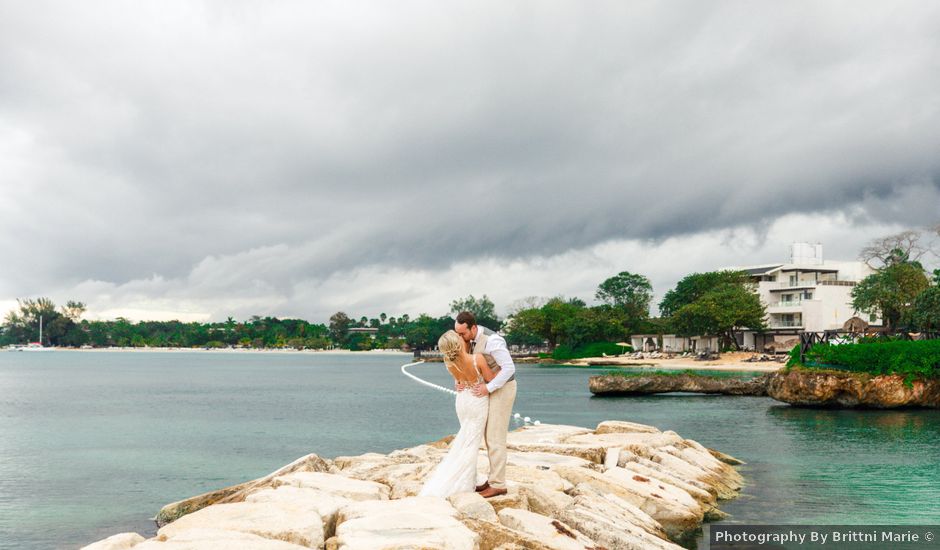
2, 1, 939, 321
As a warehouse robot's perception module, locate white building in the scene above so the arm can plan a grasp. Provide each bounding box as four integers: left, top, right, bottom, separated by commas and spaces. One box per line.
732, 242, 879, 351
632, 243, 880, 353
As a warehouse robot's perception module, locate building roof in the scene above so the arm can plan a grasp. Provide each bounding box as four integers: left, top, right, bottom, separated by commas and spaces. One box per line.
734, 263, 840, 275
742, 265, 783, 276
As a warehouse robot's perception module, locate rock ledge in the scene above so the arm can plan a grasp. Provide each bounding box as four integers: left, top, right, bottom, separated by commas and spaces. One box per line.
590, 373, 769, 396
766, 369, 940, 408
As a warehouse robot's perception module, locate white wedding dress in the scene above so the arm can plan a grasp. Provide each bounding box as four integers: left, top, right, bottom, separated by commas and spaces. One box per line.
419, 355, 490, 497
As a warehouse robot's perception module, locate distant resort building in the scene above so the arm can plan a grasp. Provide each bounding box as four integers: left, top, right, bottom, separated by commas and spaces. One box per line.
632, 243, 880, 353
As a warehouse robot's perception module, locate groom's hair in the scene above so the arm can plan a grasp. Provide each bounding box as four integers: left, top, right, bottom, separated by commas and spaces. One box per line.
455, 311, 477, 327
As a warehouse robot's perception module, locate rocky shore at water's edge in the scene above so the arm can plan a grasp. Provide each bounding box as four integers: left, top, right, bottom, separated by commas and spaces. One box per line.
82, 421, 745, 550
766, 368, 940, 408
590, 373, 770, 396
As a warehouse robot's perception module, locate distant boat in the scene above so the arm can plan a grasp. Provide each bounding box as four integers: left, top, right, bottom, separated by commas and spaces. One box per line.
23, 342, 51, 352
7, 315, 52, 351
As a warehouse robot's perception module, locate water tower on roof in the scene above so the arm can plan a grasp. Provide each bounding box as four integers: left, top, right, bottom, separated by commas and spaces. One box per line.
790, 242, 823, 265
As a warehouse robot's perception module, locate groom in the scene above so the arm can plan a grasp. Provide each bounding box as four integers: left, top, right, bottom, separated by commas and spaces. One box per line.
454, 311, 517, 499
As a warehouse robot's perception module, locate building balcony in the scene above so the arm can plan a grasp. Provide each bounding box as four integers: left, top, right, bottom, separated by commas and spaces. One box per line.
770, 280, 857, 291
767, 300, 806, 313
768, 320, 804, 328
773, 281, 817, 290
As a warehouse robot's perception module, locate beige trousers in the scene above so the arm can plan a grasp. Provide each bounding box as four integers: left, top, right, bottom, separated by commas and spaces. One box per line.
484, 379, 517, 488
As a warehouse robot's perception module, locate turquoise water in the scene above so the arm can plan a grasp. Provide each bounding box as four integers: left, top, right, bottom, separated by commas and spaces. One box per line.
1, 352, 938, 549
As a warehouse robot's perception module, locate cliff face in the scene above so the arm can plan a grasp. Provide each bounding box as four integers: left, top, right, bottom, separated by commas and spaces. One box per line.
766, 369, 940, 408
589, 374, 769, 396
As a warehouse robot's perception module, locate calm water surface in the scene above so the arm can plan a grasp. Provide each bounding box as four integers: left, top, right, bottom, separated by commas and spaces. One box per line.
1, 351, 938, 549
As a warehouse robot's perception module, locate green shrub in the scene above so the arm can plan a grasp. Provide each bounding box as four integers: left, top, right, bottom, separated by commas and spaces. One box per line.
800, 339, 940, 381
552, 342, 632, 360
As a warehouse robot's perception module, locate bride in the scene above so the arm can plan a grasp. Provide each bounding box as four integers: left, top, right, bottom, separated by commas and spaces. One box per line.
419, 330, 496, 497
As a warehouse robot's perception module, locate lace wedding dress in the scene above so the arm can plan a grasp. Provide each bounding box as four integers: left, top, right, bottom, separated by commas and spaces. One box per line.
418, 355, 489, 497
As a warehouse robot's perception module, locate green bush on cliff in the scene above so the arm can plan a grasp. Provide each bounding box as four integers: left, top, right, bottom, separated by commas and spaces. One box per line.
799, 339, 940, 380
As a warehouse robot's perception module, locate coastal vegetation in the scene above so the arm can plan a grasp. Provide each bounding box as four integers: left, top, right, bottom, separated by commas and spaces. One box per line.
1, 299, 335, 349
502, 271, 659, 350
852, 226, 940, 332
790, 338, 940, 383
658, 270, 766, 350
542, 341, 632, 360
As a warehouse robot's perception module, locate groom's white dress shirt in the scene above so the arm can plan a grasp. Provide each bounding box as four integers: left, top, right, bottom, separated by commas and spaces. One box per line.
472, 327, 516, 393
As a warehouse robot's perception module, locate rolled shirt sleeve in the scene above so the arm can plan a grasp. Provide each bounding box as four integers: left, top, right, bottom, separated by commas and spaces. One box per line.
484, 333, 516, 393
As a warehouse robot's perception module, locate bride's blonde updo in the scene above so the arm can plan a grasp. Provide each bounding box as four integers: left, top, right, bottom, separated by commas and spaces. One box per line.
438, 330, 464, 363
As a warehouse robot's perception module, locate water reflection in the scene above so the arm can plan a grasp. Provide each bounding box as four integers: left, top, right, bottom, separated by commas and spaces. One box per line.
766, 405, 940, 447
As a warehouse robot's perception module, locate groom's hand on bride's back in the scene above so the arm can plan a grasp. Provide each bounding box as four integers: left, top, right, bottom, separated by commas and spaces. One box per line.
471, 383, 489, 397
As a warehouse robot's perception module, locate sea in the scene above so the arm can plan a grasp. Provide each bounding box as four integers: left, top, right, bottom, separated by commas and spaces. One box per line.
1, 350, 938, 549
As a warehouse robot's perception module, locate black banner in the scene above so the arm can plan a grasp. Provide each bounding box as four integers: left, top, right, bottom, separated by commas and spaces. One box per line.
708, 525, 940, 550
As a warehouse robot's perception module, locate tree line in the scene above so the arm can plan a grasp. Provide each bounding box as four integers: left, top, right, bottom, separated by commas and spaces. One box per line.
3, 223, 937, 350
0, 272, 778, 352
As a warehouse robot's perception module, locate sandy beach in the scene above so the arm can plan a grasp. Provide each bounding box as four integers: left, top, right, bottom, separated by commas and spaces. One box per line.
567, 351, 787, 372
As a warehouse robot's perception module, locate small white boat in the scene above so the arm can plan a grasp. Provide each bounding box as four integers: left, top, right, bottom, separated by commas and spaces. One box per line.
23, 342, 51, 351
7, 315, 53, 351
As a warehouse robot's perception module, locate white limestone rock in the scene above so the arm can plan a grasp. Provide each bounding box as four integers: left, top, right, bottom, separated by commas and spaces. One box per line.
567, 483, 667, 539
271, 471, 390, 501
503, 464, 573, 493
328, 497, 478, 550
553, 465, 702, 540
563, 431, 683, 453
245, 485, 351, 538
447, 492, 498, 523
155, 453, 335, 527
619, 452, 717, 497
559, 502, 683, 550
334, 496, 457, 524
616, 461, 716, 507
504, 450, 593, 470
595, 420, 661, 434
508, 424, 595, 445
518, 484, 576, 517
134, 528, 310, 550
80, 532, 146, 550
156, 501, 324, 548
497, 508, 596, 550
505, 425, 606, 463
388, 443, 449, 463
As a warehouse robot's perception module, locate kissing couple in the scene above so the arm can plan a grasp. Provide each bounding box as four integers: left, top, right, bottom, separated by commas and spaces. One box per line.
418, 311, 518, 499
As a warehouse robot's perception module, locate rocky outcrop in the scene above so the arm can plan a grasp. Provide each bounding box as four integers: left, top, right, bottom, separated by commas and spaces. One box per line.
154, 453, 336, 526
590, 373, 769, 396
767, 369, 940, 408
82, 421, 745, 550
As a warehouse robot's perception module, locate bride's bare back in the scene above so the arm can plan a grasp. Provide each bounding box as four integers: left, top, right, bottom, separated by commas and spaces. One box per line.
446, 353, 485, 385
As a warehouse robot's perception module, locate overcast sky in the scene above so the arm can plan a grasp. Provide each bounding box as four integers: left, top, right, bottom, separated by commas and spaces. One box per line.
2, 1, 939, 323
